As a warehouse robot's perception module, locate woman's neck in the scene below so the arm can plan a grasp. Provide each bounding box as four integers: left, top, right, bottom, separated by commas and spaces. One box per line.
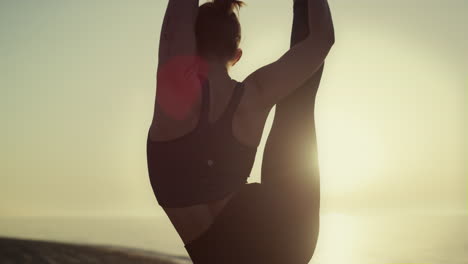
206, 61, 232, 85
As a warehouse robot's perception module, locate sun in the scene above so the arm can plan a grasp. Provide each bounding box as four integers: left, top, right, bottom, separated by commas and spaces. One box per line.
317, 114, 386, 195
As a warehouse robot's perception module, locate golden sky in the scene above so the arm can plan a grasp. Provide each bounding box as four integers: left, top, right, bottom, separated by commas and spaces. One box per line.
1, 0, 467, 217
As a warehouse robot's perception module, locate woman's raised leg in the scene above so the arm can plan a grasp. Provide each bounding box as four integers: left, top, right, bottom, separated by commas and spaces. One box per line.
262, 0, 323, 200
260, 0, 324, 261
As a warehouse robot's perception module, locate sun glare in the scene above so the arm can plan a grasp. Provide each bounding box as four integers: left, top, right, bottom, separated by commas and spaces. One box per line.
318, 115, 386, 195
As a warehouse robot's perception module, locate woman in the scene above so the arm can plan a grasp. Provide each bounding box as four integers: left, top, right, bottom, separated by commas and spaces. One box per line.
146, 0, 334, 263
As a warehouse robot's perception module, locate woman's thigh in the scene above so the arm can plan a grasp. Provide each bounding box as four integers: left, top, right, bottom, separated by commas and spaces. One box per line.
184, 183, 319, 264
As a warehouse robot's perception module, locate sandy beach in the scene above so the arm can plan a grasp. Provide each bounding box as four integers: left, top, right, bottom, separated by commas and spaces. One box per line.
0, 236, 191, 264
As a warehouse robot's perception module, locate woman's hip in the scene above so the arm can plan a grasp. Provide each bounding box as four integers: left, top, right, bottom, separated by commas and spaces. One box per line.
184, 182, 320, 264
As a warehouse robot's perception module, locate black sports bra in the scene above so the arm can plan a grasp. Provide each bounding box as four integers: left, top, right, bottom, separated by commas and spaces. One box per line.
146, 77, 258, 208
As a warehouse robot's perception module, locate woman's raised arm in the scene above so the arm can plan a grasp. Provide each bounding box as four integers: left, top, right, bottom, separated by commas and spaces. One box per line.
158, 0, 199, 67
155, 0, 205, 121
239, 0, 335, 113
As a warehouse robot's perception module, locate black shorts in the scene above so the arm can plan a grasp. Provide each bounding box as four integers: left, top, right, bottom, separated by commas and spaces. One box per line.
184, 182, 319, 264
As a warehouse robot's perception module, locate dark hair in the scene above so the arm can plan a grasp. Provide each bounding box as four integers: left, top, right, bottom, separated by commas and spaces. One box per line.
195, 0, 245, 64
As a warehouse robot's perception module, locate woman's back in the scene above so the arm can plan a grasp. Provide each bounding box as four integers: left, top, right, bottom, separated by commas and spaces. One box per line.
148, 76, 270, 245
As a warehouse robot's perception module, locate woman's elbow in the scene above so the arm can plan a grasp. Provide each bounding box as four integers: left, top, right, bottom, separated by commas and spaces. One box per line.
328, 30, 335, 47
304, 34, 334, 57
322, 28, 335, 49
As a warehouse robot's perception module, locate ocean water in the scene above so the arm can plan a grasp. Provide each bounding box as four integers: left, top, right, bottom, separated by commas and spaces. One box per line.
0, 212, 467, 264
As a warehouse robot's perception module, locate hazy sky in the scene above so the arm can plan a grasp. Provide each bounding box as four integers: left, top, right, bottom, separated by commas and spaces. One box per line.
1, 0, 467, 217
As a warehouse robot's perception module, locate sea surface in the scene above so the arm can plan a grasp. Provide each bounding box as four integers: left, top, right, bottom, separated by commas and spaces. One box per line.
1, 212, 467, 264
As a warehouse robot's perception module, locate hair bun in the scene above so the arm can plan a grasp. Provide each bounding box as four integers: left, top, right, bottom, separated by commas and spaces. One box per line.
212, 0, 245, 14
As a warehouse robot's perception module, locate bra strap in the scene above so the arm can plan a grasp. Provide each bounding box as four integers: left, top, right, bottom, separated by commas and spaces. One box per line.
222, 81, 245, 119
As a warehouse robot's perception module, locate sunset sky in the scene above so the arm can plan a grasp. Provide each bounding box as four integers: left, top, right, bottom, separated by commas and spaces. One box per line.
1, 0, 466, 217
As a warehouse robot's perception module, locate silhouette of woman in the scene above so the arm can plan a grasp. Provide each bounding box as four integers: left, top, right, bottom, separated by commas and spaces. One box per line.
146, 0, 334, 263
